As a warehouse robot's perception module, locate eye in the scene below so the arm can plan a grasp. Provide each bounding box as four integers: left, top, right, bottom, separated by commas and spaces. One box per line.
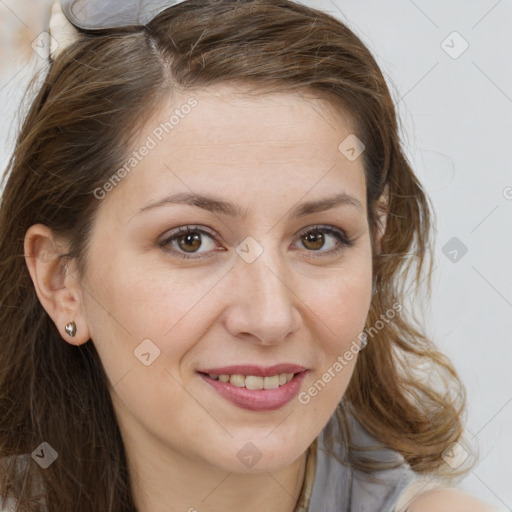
294, 225, 355, 258
159, 226, 218, 259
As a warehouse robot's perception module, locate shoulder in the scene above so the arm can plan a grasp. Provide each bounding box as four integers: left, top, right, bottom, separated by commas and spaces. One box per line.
406, 487, 499, 512
394, 479, 499, 512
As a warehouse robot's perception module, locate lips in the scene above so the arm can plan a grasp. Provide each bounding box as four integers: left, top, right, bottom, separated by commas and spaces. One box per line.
197, 364, 308, 411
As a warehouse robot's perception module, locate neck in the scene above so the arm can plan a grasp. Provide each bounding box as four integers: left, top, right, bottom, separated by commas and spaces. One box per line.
127, 437, 308, 512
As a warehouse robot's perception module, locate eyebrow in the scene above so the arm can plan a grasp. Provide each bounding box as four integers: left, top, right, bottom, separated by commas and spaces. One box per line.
138, 191, 363, 218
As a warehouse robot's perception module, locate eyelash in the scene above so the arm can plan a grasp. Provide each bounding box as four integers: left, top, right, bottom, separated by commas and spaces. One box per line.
158, 224, 355, 260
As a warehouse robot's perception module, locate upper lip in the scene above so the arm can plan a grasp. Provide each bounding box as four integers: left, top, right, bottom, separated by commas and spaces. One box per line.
198, 364, 307, 377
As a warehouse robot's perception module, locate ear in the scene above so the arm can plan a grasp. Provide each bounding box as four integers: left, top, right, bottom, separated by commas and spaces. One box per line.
24, 224, 91, 346
374, 184, 389, 255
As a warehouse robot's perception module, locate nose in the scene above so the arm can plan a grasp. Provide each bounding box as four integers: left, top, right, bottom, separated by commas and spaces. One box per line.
223, 242, 302, 345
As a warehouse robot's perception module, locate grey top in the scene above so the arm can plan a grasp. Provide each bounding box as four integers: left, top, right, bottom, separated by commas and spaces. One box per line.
299, 406, 427, 512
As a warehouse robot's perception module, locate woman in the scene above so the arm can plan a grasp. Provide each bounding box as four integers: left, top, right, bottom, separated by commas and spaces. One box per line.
0, 0, 497, 510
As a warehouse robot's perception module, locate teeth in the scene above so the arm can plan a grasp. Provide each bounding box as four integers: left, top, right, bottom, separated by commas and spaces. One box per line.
245, 376, 264, 390
263, 375, 280, 389
230, 374, 246, 388
207, 372, 296, 389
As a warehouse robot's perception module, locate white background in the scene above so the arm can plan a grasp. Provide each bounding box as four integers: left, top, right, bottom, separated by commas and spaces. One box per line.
0, 0, 511, 510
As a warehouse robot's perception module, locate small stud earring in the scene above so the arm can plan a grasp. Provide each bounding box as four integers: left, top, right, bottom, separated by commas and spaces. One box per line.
64, 321, 77, 337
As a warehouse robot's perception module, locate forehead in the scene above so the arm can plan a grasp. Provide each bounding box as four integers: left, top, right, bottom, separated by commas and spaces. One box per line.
100, 84, 367, 218
167, 84, 357, 152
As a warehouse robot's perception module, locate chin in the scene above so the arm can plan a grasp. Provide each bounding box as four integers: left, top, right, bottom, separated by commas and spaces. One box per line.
209, 434, 308, 474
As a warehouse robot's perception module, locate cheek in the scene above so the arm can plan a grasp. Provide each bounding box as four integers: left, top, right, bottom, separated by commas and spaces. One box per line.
295, 278, 369, 429
306, 269, 371, 324
82, 248, 228, 380
82, 258, 205, 435
295, 246, 372, 405
300, 248, 373, 343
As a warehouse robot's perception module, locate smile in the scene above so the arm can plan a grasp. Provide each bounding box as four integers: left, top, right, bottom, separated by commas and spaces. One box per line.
197, 365, 308, 411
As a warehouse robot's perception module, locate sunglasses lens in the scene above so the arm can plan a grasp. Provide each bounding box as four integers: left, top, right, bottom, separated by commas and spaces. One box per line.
60, 0, 188, 30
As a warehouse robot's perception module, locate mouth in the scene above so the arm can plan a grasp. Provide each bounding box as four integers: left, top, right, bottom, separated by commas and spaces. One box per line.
196, 364, 308, 411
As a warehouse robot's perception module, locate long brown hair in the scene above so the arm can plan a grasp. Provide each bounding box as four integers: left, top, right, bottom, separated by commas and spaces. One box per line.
0, 1, 473, 510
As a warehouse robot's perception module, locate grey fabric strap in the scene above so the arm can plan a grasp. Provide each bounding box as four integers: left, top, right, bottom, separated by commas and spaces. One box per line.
307, 407, 419, 511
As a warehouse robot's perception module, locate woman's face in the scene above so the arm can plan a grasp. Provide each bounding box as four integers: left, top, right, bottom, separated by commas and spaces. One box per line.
78, 85, 374, 473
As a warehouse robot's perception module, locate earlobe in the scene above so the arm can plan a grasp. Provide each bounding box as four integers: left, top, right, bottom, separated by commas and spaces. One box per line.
23, 224, 90, 346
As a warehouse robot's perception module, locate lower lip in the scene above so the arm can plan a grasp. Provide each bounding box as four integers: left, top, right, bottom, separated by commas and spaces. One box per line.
199, 371, 308, 411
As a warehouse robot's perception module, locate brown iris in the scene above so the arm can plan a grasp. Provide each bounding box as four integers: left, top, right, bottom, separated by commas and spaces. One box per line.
178, 232, 202, 252
302, 231, 324, 250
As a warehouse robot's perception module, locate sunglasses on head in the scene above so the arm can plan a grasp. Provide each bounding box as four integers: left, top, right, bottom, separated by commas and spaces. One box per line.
59, 0, 189, 30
